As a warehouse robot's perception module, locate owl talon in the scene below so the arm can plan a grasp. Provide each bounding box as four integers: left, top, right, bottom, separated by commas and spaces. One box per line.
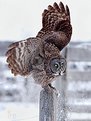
43, 84, 57, 94
48, 83, 56, 90
49, 84, 60, 96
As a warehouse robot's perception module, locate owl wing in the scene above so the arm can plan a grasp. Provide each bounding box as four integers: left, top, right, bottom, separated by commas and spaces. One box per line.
37, 2, 72, 50
6, 38, 40, 76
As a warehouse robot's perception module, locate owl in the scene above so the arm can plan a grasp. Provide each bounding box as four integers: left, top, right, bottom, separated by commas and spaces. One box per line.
6, 2, 72, 87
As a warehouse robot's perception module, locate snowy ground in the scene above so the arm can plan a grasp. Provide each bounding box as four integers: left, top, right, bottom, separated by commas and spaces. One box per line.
0, 103, 39, 121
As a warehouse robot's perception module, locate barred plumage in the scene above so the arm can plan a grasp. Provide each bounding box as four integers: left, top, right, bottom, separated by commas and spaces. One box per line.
6, 2, 72, 87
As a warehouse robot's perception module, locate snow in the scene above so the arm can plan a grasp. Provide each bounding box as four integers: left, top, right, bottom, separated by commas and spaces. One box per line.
68, 81, 91, 91
0, 57, 7, 64
67, 98, 91, 106
0, 103, 39, 121
68, 112, 91, 120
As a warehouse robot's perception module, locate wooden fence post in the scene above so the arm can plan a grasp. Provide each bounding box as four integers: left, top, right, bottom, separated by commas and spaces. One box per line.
56, 48, 67, 121
39, 86, 58, 121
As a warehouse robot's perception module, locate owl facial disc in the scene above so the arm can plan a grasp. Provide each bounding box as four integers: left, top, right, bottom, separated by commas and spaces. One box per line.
50, 58, 66, 76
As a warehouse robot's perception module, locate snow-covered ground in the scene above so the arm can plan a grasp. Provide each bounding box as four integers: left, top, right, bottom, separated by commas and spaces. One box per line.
67, 112, 91, 120
0, 103, 39, 121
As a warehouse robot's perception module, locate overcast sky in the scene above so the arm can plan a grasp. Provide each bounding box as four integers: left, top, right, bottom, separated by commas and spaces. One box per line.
0, 0, 91, 41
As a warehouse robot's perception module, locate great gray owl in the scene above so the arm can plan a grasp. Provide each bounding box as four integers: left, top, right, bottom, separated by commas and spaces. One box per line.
6, 2, 72, 87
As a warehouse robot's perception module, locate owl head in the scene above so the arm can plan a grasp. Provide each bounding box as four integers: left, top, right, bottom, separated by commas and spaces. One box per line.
44, 42, 66, 78
49, 57, 66, 76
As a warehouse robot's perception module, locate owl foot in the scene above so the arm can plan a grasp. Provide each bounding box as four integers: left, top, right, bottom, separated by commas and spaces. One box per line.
43, 83, 58, 95
48, 83, 56, 90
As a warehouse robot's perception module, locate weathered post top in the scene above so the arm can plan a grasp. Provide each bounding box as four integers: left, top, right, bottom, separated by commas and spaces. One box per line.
39, 86, 58, 121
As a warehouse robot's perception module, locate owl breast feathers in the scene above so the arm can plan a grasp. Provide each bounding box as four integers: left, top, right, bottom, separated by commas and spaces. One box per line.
6, 2, 72, 87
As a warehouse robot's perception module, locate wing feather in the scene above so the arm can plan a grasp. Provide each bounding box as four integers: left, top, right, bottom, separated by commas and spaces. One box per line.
37, 1, 72, 50
6, 38, 40, 76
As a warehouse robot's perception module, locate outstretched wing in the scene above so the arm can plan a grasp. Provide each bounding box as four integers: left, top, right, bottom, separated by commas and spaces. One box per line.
37, 2, 72, 50
6, 38, 40, 76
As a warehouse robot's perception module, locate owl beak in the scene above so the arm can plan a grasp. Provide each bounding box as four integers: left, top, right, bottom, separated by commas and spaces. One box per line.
59, 71, 63, 75
53, 72, 59, 76
53, 71, 63, 76
53, 70, 65, 76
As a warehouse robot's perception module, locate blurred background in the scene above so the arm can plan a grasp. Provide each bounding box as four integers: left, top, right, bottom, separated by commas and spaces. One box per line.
0, 0, 91, 121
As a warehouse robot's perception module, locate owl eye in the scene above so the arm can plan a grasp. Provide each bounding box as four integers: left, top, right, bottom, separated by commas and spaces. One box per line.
53, 62, 60, 70
60, 58, 66, 72
50, 59, 61, 73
